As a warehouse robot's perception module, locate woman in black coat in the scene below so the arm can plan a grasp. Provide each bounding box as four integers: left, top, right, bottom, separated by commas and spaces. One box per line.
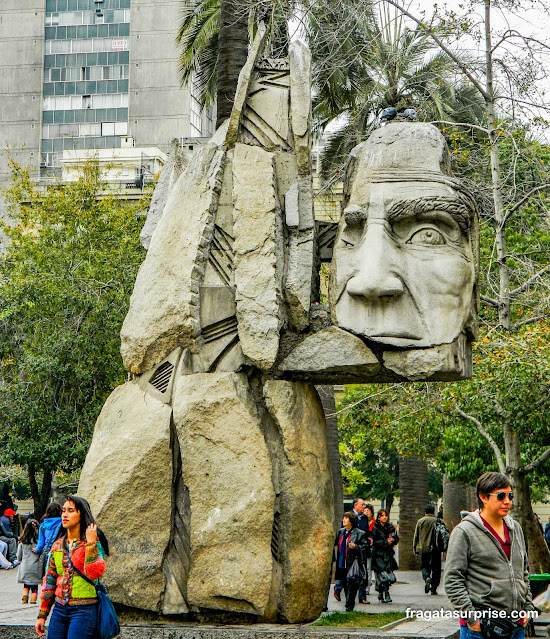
334, 511, 369, 611
371, 508, 399, 603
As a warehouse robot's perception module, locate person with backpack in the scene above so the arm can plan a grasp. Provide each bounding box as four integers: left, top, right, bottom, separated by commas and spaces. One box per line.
33, 502, 62, 576
414, 503, 446, 595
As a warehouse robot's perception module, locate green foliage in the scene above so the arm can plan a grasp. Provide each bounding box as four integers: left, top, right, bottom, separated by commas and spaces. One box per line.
0, 159, 147, 483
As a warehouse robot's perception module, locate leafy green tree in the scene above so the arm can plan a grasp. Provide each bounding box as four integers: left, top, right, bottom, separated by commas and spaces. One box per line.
0, 160, 147, 518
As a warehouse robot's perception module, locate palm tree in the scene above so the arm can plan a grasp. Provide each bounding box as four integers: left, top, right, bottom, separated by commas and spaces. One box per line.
176, 0, 291, 127
398, 455, 429, 571
309, 4, 486, 177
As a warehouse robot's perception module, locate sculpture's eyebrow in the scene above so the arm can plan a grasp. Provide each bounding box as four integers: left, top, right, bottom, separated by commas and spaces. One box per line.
386, 196, 472, 235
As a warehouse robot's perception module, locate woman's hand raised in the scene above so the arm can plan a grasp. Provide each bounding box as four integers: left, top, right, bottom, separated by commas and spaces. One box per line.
85, 522, 98, 544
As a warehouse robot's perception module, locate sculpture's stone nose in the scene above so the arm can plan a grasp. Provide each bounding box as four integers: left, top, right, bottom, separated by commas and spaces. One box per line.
346, 222, 404, 300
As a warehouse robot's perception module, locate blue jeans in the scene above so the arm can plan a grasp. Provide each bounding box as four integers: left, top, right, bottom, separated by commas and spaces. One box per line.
47, 602, 98, 639
459, 624, 525, 639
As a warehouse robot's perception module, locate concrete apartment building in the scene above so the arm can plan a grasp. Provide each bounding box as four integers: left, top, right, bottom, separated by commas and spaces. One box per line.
0, 0, 213, 219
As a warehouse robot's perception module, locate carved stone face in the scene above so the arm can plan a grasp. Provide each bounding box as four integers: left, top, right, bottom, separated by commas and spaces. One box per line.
330, 123, 477, 349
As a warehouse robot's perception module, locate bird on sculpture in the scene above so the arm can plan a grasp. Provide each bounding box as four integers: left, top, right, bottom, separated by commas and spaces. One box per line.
379, 107, 398, 125
402, 108, 418, 121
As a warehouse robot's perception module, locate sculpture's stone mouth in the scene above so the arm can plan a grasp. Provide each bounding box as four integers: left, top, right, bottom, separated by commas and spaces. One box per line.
369, 331, 422, 340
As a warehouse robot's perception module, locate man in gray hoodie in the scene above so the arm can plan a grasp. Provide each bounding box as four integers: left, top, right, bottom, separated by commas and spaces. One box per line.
444, 472, 534, 639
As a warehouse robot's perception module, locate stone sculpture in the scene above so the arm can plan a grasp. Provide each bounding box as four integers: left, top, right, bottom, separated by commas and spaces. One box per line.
79, 27, 478, 624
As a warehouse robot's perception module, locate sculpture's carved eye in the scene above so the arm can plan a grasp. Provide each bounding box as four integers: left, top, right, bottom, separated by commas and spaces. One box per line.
407, 227, 446, 246
340, 238, 355, 248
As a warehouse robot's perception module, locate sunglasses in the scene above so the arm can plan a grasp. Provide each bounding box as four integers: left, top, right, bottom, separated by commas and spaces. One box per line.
489, 491, 514, 500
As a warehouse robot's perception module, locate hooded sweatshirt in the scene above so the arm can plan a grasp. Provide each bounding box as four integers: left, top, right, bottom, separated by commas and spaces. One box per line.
444, 510, 534, 623
34, 517, 62, 554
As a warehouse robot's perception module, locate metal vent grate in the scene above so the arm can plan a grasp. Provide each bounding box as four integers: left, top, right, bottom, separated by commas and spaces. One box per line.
149, 361, 174, 393
271, 511, 281, 562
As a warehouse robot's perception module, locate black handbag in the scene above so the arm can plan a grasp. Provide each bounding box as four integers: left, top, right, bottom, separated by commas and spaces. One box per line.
480, 615, 517, 639
64, 541, 120, 639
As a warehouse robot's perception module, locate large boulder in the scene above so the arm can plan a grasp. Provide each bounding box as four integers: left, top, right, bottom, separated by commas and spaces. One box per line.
263, 381, 334, 623
79, 382, 172, 611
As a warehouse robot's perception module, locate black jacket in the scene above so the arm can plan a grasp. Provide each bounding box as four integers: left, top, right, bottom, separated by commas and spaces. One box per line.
371, 521, 399, 574
335, 526, 369, 572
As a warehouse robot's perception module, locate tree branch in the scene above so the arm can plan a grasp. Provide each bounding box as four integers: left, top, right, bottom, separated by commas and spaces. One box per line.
481, 294, 500, 307
512, 316, 544, 330
455, 406, 507, 474
429, 120, 489, 134
522, 447, 550, 475
382, 0, 489, 101
501, 184, 550, 228
510, 267, 548, 298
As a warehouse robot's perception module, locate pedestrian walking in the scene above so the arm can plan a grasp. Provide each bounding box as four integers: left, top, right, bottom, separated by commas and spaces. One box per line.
333, 511, 369, 612
413, 503, 441, 595
34, 502, 62, 576
371, 508, 399, 603
334, 498, 369, 604
363, 504, 375, 600
17, 519, 42, 604
445, 472, 534, 639
35, 495, 108, 638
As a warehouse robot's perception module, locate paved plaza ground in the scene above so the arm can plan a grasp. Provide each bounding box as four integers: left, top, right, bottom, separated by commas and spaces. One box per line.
1, 566, 548, 637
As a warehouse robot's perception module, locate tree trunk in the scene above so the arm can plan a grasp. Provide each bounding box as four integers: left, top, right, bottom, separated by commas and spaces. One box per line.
466, 485, 478, 512
398, 455, 429, 570
443, 475, 470, 532
316, 385, 344, 532
511, 471, 550, 574
216, 0, 249, 128
386, 490, 394, 519
484, 0, 510, 330
502, 417, 550, 572
28, 464, 39, 508
35, 468, 53, 521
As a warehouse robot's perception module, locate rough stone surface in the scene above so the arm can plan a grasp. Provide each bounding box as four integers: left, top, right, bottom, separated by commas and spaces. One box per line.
140, 140, 188, 250
263, 381, 334, 623
382, 334, 472, 381
172, 373, 275, 615
284, 183, 299, 228
121, 143, 226, 374
232, 143, 284, 370
225, 26, 267, 149
281, 327, 380, 380
78, 382, 172, 612
289, 42, 312, 177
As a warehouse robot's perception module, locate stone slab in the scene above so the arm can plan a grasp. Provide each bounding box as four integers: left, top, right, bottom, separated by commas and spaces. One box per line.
232, 143, 284, 370
281, 327, 381, 382
172, 373, 275, 616
121, 143, 226, 374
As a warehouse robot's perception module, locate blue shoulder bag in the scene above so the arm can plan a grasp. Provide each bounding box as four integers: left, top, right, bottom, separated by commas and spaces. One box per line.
64, 540, 120, 639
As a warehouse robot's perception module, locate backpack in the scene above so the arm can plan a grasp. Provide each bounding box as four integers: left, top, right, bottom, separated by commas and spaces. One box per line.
433, 518, 450, 552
